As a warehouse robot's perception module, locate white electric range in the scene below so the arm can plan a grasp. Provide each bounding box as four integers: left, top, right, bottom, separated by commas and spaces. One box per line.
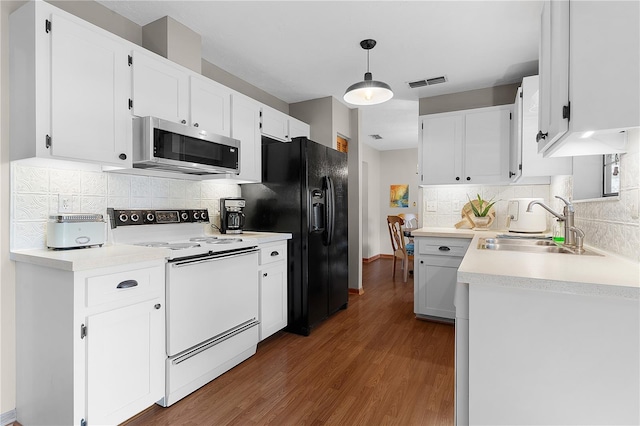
108, 208, 260, 407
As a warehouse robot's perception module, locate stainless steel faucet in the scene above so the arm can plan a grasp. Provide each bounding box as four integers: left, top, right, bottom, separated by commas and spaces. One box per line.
527, 196, 580, 247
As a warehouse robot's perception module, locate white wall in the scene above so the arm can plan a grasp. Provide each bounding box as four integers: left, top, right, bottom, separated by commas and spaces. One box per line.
551, 129, 640, 261
378, 148, 421, 255
361, 144, 381, 259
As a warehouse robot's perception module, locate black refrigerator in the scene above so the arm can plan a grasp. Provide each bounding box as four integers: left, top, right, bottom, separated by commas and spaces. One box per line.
241, 136, 349, 336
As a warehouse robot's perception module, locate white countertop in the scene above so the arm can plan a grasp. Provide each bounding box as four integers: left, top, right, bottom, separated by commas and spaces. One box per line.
10, 231, 292, 272
412, 227, 640, 299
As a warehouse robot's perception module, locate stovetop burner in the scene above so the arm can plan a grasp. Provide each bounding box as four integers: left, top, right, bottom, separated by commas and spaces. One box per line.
134, 241, 202, 250
189, 236, 219, 243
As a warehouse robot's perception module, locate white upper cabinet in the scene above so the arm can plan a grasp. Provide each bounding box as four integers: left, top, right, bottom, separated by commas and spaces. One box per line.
190, 75, 231, 137
231, 93, 262, 182
131, 49, 189, 125
510, 76, 572, 183
261, 106, 290, 142
420, 105, 511, 185
537, 0, 640, 157
10, 2, 132, 167
420, 114, 464, 185
289, 116, 311, 140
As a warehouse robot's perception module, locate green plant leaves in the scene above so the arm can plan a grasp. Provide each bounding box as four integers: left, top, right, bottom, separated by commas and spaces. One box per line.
467, 193, 496, 217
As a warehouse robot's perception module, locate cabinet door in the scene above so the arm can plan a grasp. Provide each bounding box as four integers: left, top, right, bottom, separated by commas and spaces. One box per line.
50, 13, 130, 166
289, 117, 310, 139
415, 256, 460, 319
537, 0, 569, 152
231, 94, 262, 182
190, 75, 231, 136
421, 114, 463, 184
261, 106, 289, 142
509, 87, 523, 182
87, 299, 164, 425
131, 50, 189, 124
259, 261, 287, 341
464, 107, 511, 184
520, 76, 572, 178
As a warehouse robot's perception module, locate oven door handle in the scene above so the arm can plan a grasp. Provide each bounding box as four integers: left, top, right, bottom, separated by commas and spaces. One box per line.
170, 247, 258, 268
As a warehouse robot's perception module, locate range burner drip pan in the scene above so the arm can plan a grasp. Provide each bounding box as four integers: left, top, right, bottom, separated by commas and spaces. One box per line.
134, 242, 202, 250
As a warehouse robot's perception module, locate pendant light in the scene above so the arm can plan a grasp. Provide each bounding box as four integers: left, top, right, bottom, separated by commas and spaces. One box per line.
343, 39, 393, 106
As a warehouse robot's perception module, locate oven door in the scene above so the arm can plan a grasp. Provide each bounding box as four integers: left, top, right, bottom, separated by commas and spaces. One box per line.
166, 249, 258, 357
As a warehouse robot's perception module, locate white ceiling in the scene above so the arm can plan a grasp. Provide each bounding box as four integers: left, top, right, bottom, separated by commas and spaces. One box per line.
97, 1, 543, 150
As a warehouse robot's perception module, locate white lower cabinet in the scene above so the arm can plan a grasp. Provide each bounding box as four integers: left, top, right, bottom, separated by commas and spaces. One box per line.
414, 237, 471, 320
16, 260, 165, 426
258, 241, 288, 340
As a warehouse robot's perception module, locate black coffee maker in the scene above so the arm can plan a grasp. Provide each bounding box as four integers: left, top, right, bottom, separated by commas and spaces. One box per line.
219, 198, 245, 234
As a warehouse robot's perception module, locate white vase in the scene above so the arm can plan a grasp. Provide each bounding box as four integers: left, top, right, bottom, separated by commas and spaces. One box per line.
473, 216, 492, 229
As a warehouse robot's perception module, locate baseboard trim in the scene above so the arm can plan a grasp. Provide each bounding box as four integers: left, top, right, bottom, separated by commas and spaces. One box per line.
348, 288, 365, 295
362, 255, 380, 263
1, 409, 17, 426
379, 254, 394, 259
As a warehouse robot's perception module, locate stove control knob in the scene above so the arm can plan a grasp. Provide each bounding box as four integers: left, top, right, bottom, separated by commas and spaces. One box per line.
146, 213, 155, 223
200, 210, 208, 221
181, 212, 189, 221
130, 213, 140, 222
119, 213, 128, 223
193, 212, 200, 220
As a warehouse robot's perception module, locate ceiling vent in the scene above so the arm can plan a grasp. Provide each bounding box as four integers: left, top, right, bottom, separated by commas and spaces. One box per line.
369, 134, 383, 140
407, 75, 448, 89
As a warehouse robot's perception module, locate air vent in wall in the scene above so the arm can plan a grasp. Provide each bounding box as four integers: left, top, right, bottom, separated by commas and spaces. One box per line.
369, 134, 383, 140
407, 75, 448, 89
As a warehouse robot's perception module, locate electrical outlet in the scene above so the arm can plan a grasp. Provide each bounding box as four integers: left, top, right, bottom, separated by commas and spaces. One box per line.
426, 200, 437, 212
58, 194, 73, 213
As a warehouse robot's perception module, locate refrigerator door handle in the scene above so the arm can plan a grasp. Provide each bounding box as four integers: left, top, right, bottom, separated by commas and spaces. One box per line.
324, 176, 335, 246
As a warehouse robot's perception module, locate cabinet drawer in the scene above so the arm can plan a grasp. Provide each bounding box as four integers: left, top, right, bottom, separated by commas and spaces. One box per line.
259, 242, 287, 266
86, 266, 163, 307
418, 237, 470, 257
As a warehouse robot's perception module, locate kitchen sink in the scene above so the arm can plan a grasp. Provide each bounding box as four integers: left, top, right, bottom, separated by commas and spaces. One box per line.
482, 238, 558, 246
477, 237, 602, 256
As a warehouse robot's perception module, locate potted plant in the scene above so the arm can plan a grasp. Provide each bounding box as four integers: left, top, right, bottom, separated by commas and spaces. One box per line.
467, 194, 497, 228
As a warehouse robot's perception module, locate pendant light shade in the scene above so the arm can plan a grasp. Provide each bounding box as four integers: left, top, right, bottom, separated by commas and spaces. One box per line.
344, 39, 393, 106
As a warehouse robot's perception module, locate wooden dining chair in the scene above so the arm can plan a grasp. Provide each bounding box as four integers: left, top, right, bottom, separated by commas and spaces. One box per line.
387, 215, 412, 282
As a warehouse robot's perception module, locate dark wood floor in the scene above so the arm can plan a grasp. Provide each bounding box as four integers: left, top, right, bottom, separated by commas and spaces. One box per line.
123, 259, 455, 425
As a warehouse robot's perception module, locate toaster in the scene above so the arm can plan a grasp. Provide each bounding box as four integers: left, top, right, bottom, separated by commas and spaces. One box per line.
47, 214, 106, 249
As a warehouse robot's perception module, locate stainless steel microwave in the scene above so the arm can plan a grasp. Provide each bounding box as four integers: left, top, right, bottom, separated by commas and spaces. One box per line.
132, 116, 240, 175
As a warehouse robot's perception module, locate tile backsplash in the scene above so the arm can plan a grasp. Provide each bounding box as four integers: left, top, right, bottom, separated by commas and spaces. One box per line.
421, 183, 551, 231
11, 162, 240, 250
551, 130, 639, 262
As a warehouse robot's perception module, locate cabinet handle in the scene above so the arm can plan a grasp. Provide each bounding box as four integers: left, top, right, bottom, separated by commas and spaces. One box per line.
263, 273, 268, 277
181, 119, 187, 124
536, 131, 548, 142
154, 303, 161, 310
270, 251, 279, 257
119, 153, 127, 160
438, 246, 451, 251
509, 171, 516, 178
194, 123, 199, 127
466, 177, 471, 181
116, 279, 138, 289
455, 177, 460, 181
420, 260, 424, 264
